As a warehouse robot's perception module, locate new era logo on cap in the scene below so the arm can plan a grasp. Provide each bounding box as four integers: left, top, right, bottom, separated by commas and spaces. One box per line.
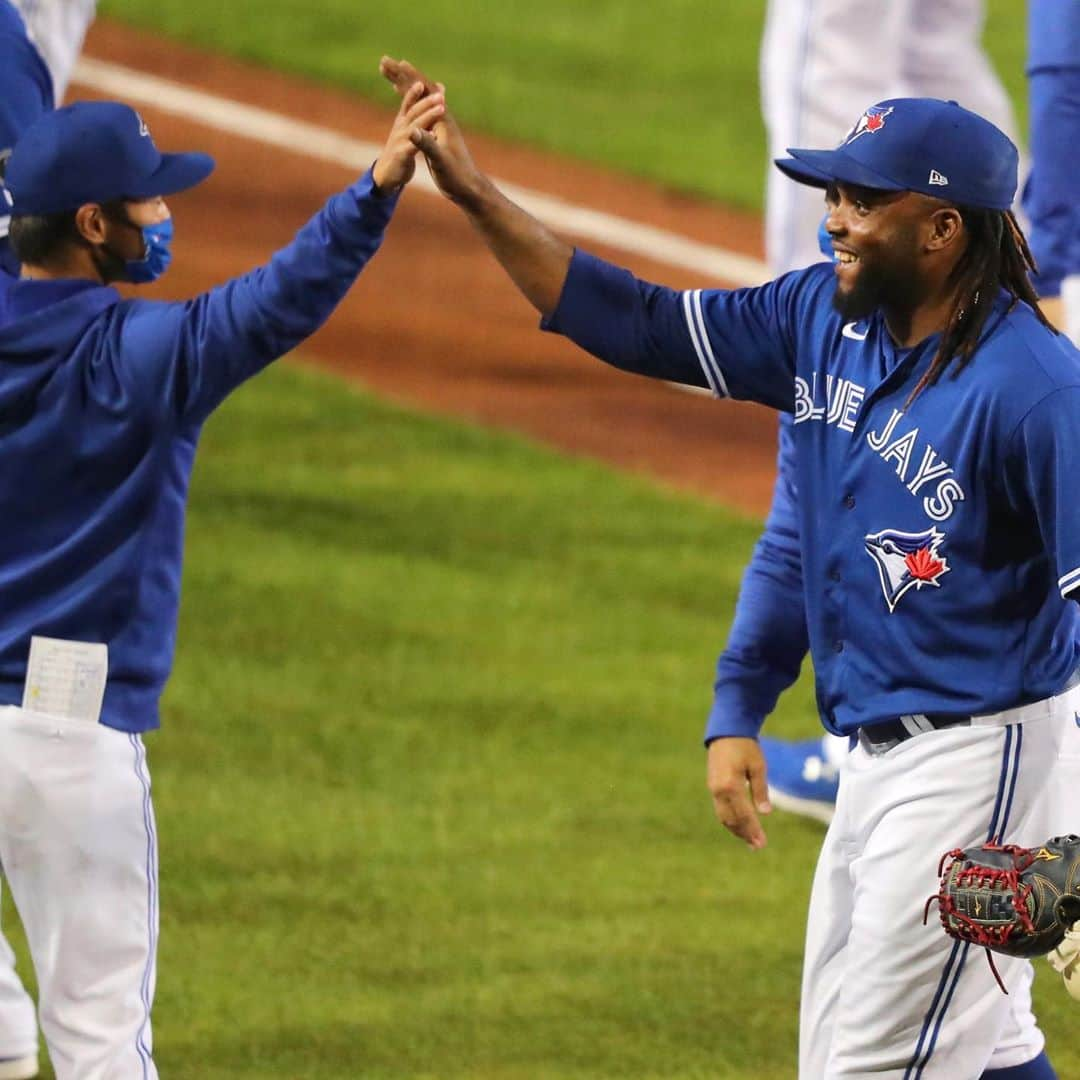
929, 169, 949, 186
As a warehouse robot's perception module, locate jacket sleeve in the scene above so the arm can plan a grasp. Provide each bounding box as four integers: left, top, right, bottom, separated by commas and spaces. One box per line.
704, 414, 810, 742
114, 169, 400, 425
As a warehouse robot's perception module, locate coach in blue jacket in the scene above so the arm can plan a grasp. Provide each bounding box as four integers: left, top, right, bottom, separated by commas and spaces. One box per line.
0, 83, 442, 1079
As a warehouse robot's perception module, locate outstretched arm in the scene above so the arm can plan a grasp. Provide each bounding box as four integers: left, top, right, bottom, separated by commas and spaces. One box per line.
380, 57, 572, 317
380, 59, 805, 412
115, 80, 446, 426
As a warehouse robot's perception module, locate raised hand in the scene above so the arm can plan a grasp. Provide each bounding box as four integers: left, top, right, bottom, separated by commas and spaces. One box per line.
379, 57, 486, 208
378, 55, 571, 316
372, 80, 446, 195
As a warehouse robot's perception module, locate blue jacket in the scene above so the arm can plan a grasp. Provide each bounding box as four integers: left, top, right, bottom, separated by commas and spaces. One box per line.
0, 171, 399, 731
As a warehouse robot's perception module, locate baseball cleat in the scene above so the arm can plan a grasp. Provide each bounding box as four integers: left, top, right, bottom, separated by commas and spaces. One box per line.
760, 736, 839, 825
0, 1055, 38, 1080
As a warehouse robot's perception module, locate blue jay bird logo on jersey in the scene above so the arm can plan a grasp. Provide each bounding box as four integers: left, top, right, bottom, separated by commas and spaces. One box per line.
864, 527, 950, 612
842, 105, 894, 145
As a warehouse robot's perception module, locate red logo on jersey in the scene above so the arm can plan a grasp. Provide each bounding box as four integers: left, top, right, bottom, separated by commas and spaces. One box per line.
904, 546, 946, 582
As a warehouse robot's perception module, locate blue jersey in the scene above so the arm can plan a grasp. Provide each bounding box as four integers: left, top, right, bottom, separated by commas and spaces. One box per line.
1024, 1, 1080, 297
545, 251, 1080, 736
706, 414, 807, 741
0, 171, 399, 733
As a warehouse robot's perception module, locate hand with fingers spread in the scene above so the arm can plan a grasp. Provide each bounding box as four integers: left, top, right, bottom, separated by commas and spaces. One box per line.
372, 78, 446, 195
706, 737, 772, 850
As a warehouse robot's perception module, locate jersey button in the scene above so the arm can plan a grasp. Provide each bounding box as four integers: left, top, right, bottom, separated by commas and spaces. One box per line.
834, 640, 845, 653
830, 569, 841, 582
843, 494, 856, 509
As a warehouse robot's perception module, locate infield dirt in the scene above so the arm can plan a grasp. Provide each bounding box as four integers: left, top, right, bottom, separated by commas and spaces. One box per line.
81, 19, 780, 517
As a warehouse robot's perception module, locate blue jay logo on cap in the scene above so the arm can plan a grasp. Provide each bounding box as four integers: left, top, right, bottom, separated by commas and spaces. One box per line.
842, 105, 894, 146
865, 527, 950, 612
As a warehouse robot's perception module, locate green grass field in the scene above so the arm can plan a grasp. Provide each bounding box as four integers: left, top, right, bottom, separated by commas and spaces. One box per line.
7, 364, 823, 1078
98, 0, 1028, 208
7, 366, 1078, 1078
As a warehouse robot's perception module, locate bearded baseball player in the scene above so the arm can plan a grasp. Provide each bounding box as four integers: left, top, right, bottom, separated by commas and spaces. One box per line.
756, 0, 1022, 818
0, 84, 443, 1077
383, 59, 1080, 1076
759, 0, 1080, 830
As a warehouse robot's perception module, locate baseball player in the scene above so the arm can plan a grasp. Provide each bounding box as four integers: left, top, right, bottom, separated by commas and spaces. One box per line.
1024, 0, 1080, 347
0, 7, 55, 1077
751, 0, 1080, 826
756, 0, 1023, 818
383, 59, 1080, 1076
0, 84, 443, 1078
6, 1, 96, 104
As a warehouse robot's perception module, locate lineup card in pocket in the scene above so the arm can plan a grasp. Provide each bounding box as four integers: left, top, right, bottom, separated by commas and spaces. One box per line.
22, 636, 108, 724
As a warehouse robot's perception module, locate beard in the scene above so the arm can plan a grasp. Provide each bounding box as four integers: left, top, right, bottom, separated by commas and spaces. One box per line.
831, 239, 925, 321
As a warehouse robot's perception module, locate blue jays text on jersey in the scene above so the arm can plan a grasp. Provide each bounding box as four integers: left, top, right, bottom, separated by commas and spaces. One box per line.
797, 370, 966, 521
0, 170, 400, 733
544, 252, 1080, 737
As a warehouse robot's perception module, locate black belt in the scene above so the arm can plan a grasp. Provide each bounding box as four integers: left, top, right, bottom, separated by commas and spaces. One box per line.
858, 713, 971, 755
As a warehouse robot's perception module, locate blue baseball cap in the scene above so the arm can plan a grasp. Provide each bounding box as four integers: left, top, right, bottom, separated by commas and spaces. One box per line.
5, 100, 214, 215
775, 98, 1018, 211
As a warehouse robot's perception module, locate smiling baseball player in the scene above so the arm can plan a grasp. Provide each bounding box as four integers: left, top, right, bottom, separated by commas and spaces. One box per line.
382, 59, 1080, 1076
0, 83, 442, 1077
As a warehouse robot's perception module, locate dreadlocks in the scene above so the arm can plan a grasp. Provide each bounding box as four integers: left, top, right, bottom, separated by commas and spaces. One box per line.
906, 209, 1054, 405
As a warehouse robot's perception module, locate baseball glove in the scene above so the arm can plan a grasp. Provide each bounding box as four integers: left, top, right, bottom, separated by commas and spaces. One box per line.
926, 835, 1080, 982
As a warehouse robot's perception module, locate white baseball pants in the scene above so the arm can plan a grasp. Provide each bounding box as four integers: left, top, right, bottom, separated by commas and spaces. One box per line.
0, 706, 159, 1080
799, 684, 1080, 1078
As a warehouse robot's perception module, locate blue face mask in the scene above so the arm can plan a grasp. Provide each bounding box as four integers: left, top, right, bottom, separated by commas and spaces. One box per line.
122, 217, 173, 283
